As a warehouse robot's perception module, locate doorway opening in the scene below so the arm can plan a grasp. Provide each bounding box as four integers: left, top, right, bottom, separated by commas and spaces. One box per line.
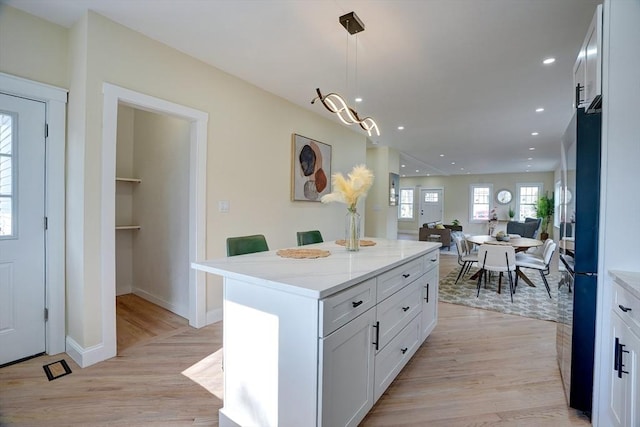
114, 105, 191, 353
100, 83, 208, 364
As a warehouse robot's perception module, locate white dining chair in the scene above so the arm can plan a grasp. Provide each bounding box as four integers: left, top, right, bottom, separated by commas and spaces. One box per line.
515, 241, 557, 298
476, 244, 516, 302
453, 233, 477, 284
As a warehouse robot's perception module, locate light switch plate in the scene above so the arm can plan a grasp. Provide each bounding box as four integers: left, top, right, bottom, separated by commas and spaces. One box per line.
218, 200, 230, 213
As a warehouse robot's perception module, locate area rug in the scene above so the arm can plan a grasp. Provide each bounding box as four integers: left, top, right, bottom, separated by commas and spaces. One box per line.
43, 359, 72, 381
439, 266, 559, 322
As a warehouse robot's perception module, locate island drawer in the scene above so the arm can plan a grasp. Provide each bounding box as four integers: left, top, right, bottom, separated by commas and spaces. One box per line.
375, 279, 421, 351
374, 315, 421, 401
614, 282, 640, 335
377, 256, 423, 303
319, 277, 377, 337
423, 250, 439, 273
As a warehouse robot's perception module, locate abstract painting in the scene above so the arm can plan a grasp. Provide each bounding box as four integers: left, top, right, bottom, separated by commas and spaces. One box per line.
291, 134, 331, 201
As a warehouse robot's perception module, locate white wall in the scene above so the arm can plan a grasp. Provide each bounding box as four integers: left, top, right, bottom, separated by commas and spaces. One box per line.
594, 1, 640, 425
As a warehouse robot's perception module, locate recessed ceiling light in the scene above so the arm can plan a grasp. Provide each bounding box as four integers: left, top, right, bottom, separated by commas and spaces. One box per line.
531, 132, 539, 136
401, 164, 406, 168
451, 162, 455, 165
439, 154, 445, 157
528, 157, 533, 161
415, 169, 419, 173
543, 57, 556, 65
536, 107, 544, 113
397, 126, 404, 130
460, 167, 464, 171
427, 174, 431, 177
527, 164, 532, 168
529, 147, 535, 151
355, 97, 363, 103
401, 174, 406, 177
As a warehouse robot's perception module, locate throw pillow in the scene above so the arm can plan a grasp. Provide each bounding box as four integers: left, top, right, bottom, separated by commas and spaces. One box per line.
435, 224, 445, 229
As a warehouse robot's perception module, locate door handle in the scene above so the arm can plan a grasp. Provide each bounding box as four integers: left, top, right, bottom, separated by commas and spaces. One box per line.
372, 321, 380, 351
424, 283, 429, 302
352, 300, 363, 308
619, 304, 632, 313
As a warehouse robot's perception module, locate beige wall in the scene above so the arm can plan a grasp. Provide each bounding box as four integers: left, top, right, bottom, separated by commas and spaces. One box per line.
2, 8, 368, 349
0, 6, 68, 88
365, 146, 400, 239
399, 171, 555, 236
132, 109, 191, 316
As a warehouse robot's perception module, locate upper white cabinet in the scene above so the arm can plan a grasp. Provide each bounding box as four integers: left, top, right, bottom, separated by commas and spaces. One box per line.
574, 5, 602, 109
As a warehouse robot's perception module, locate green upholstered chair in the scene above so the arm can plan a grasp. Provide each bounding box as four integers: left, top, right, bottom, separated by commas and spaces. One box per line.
296, 230, 324, 246
226, 234, 269, 256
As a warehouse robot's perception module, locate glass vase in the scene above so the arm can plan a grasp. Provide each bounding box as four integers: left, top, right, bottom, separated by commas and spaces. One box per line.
345, 210, 361, 251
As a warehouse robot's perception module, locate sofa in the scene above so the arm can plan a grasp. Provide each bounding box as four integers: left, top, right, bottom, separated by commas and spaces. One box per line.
506, 217, 541, 238
418, 223, 463, 250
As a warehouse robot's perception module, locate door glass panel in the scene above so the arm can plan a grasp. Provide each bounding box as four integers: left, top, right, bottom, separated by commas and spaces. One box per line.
0, 113, 14, 237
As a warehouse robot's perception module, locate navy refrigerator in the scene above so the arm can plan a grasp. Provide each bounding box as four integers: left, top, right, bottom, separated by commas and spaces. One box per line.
556, 106, 601, 417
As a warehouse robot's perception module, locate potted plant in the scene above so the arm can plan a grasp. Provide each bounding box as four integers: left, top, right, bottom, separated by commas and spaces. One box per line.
535, 192, 555, 240
451, 219, 460, 227
508, 206, 515, 220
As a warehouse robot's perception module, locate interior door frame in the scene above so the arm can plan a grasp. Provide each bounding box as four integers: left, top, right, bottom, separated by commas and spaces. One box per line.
0, 72, 67, 357
101, 84, 209, 364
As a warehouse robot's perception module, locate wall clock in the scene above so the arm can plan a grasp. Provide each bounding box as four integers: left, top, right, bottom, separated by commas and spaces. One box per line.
496, 189, 512, 204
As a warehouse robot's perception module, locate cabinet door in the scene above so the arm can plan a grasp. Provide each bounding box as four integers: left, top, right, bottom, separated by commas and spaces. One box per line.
610, 312, 629, 427
573, 55, 587, 108
610, 312, 640, 427
319, 308, 375, 427
420, 267, 439, 342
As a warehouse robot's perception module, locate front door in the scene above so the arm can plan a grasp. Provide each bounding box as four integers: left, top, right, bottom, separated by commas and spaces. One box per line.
0, 93, 46, 365
419, 188, 443, 226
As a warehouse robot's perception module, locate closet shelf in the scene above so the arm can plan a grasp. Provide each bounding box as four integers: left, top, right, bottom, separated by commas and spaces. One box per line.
116, 177, 141, 183
116, 225, 141, 230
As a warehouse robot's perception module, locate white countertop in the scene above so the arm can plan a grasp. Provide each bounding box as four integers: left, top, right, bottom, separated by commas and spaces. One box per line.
611, 270, 640, 300
192, 238, 440, 299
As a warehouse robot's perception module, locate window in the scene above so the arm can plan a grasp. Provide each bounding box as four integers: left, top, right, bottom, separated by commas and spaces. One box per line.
470, 184, 492, 222
398, 187, 414, 219
516, 183, 543, 221
0, 113, 14, 237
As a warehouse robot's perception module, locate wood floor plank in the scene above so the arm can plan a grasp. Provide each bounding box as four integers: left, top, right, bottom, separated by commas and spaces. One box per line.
0, 251, 591, 426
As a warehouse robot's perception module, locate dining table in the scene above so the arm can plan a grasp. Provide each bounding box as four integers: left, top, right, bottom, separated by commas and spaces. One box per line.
465, 234, 544, 288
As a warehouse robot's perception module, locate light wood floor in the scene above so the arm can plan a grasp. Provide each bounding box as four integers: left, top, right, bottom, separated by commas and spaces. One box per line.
0, 254, 590, 426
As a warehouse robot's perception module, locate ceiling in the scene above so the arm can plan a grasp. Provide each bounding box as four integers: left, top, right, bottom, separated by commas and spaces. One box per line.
4, 0, 600, 177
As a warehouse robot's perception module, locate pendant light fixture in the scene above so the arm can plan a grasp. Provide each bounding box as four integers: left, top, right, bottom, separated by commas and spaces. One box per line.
311, 11, 380, 137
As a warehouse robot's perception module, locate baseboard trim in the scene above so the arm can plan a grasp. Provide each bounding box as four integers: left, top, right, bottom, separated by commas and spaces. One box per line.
133, 288, 188, 319
65, 335, 115, 368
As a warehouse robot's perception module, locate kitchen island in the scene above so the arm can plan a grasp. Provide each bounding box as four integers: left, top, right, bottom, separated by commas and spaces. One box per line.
192, 238, 440, 427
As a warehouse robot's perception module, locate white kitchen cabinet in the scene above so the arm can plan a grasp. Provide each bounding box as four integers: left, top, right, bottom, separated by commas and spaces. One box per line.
573, 4, 602, 109
609, 271, 640, 427
192, 239, 440, 427
319, 306, 376, 427
420, 264, 439, 341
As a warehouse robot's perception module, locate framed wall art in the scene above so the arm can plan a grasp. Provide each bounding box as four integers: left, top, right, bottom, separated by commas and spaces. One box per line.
291, 134, 332, 202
